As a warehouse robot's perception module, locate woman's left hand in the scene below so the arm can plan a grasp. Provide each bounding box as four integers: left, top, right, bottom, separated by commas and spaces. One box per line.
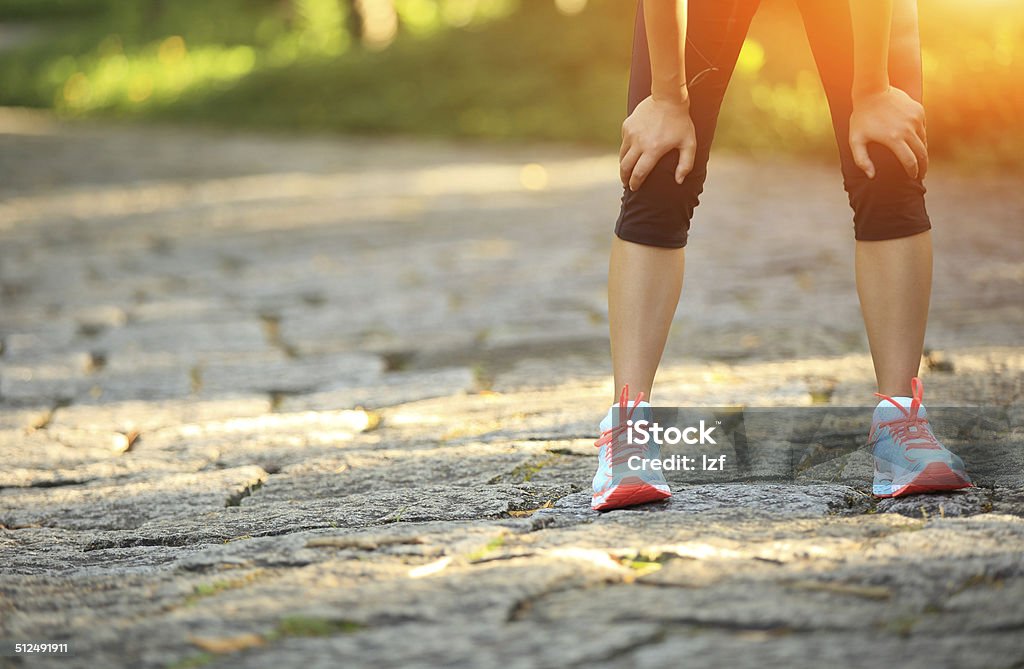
849, 85, 928, 180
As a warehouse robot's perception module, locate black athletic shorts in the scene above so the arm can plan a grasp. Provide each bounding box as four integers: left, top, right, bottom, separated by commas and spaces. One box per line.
616, 0, 932, 248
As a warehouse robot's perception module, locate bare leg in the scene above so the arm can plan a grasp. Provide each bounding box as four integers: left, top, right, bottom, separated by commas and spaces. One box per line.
855, 0, 929, 399
608, 236, 685, 402
855, 231, 932, 397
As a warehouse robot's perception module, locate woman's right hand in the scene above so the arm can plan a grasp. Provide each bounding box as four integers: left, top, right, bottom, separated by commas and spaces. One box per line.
619, 94, 697, 191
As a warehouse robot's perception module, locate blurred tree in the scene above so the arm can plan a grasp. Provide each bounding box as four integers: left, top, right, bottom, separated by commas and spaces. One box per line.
343, 0, 363, 41
344, 0, 398, 49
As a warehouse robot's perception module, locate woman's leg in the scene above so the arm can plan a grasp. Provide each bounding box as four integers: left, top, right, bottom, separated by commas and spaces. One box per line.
798, 0, 932, 397
611, 0, 760, 403
855, 231, 931, 397
854, 0, 931, 397
609, 239, 684, 401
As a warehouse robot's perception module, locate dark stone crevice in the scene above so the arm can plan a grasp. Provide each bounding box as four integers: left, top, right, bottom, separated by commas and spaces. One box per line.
225, 478, 266, 507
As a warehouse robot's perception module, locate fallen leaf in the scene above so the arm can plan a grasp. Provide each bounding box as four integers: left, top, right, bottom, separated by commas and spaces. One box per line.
188, 633, 265, 654
408, 556, 452, 578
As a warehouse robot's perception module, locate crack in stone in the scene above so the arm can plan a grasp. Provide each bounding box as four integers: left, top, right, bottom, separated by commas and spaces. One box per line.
506, 577, 604, 623
621, 614, 812, 634
0, 478, 93, 490
259, 313, 299, 359
565, 626, 668, 668
85, 534, 211, 551
380, 350, 414, 372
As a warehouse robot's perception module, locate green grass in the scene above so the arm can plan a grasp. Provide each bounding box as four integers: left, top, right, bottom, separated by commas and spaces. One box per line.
467, 535, 506, 562
620, 558, 663, 576
165, 652, 215, 669
269, 615, 364, 638
184, 571, 263, 606
1, 0, 1021, 167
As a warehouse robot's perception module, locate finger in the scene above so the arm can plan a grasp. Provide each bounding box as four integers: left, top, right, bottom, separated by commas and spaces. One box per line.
907, 132, 928, 179
850, 137, 875, 179
619, 146, 641, 187
619, 134, 630, 161
912, 100, 927, 129
890, 141, 919, 179
914, 115, 928, 146
675, 143, 696, 184
629, 152, 659, 192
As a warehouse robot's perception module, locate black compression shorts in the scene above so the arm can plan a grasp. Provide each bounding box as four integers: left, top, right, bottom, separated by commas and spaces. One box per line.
616, 0, 931, 248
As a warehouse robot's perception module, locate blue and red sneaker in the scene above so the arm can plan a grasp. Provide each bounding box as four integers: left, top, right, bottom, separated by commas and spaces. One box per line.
870, 377, 972, 498
591, 385, 672, 511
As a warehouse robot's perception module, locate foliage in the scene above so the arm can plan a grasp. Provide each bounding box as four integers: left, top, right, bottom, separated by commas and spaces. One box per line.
0, 0, 1020, 166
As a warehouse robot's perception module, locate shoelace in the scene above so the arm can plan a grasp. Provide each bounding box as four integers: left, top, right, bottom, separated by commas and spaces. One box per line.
874, 377, 940, 450
594, 384, 648, 466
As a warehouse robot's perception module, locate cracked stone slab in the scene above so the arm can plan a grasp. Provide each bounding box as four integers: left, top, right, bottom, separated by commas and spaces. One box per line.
0, 428, 125, 473
797, 448, 874, 485
875, 487, 993, 518
92, 320, 270, 357
47, 395, 274, 433
278, 291, 451, 356
0, 482, 572, 575
602, 629, 1024, 669
224, 621, 663, 669
0, 465, 268, 531
0, 121, 1021, 669
0, 358, 193, 403
0, 320, 80, 362
277, 366, 476, 412
0, 452, 211, 489
540, 483, 870, 522
247, 443, 586, 504
197, 351, 384, 396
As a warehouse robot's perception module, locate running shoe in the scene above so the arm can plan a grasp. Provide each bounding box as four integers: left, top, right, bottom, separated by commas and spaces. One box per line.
870, 377, 972, 498
592, 385, 672, 511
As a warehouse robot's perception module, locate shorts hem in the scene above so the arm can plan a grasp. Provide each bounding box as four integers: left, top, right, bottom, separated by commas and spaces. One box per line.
853, 219, 931, 242
614, 226, 689, 249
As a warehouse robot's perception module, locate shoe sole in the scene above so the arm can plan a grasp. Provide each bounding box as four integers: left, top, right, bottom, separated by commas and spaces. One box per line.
592, 477, 671, 511
874, 461, 973, 498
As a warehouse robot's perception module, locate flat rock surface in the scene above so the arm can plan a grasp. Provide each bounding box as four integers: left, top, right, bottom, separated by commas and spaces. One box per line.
0, 116, 1022, 669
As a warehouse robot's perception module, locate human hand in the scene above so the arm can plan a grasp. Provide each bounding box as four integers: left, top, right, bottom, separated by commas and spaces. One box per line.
849, 86, 928, 180
619, 94, 697, 191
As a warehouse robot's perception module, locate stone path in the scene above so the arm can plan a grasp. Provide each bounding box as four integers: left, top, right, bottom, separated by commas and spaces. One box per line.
1, 110, 1022, 668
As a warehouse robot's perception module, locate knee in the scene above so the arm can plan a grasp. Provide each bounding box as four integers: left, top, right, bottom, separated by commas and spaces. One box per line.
846, 144, 931, 241
615, 150, 705, 249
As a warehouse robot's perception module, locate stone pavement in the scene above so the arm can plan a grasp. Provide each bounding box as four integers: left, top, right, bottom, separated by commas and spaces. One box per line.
0, 110, 1022, 668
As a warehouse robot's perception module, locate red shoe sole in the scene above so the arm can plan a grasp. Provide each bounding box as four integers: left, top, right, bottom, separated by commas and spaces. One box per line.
878, 462, 973, 498
593, 477, 671, 511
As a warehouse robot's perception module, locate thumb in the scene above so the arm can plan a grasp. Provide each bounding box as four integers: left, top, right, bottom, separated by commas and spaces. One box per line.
850, 137, 875, 179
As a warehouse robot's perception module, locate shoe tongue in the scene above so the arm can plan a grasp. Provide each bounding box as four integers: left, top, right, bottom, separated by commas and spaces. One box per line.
600, 401, 652, 432
873, 396, 927, 422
